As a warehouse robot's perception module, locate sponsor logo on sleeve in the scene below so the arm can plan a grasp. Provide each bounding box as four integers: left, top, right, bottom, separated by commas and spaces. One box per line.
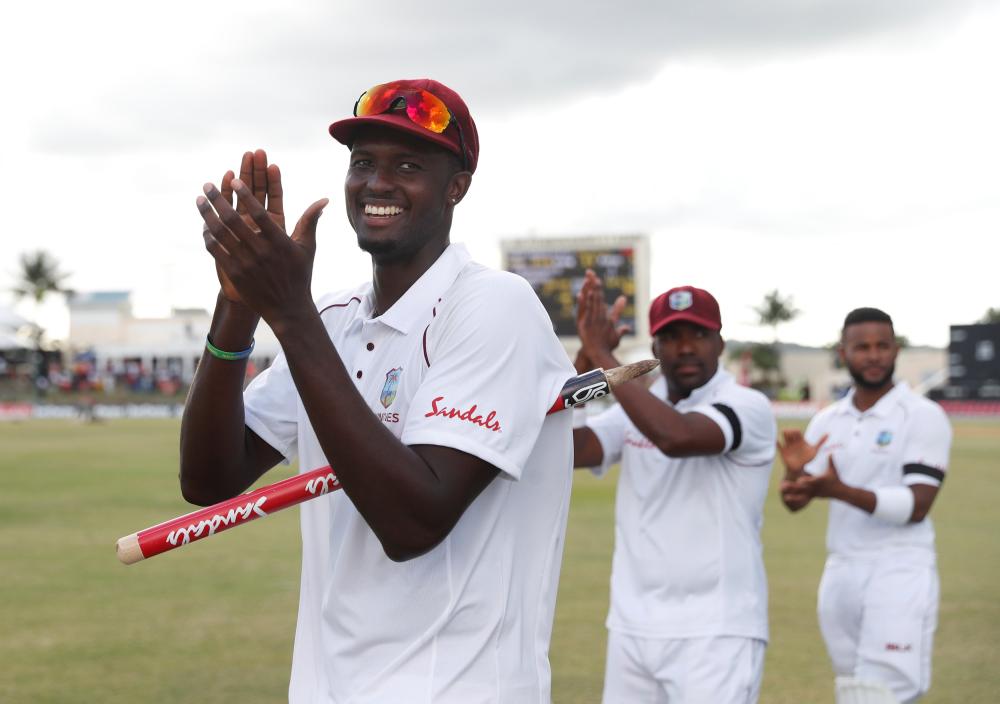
425, 396, 502, 433
624, 429, 657, 449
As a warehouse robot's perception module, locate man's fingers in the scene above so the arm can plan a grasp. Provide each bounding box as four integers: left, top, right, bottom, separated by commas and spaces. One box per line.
266, 164, 284, 220
197, 195, 241, 256
201, 221, 227, 256
231, 178, 283, 240
816, 433, 830, 449
252, 149, 268, 206
579, 269, 601, 295
290, 198, 330, 251
221, 170, 236, 205
796, 476, 817, 491
610, 294, 627, 322
587, 285, 606, 326
203, 182, 258, 244
236, 152, 254, 214
782, 428, 802, 443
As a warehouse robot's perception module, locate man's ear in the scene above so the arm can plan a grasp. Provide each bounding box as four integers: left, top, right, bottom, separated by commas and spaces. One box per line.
446, 172, 472, 206
651, 339, 660, 361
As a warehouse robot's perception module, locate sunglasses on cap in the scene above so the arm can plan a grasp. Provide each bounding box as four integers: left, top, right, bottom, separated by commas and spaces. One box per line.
353, 82, 469, 170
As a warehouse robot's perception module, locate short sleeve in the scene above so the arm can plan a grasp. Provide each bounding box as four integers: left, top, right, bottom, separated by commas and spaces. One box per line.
901, 402, 952, 487
243, 351, 299, 463
401, 273, 573, 480
585, 403, 629, 478
690, 388, 776, 466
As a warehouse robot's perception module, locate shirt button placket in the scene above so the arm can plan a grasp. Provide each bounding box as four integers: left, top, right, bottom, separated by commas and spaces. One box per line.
357, 339, 375, 382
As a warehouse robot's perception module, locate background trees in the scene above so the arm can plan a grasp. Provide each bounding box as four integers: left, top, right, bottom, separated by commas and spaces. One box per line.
10, 250, 73, 388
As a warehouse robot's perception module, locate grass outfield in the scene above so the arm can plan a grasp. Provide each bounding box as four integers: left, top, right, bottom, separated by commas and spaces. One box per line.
1, 419, 997, 702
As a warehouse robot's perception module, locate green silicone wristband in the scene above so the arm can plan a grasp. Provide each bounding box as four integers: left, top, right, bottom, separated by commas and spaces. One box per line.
206, 336, 254, 361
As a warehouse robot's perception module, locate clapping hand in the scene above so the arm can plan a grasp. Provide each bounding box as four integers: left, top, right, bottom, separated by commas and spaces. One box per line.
575, 269, 631, 371
197, 149, 328, 325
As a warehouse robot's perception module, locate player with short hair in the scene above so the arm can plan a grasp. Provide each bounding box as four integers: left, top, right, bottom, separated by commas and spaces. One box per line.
778, 307, 952, 704
573, 270, 776, 703
181, 79, 575, 702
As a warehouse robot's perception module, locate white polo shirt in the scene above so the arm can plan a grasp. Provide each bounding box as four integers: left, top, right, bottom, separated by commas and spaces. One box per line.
587, 369, 776, 642
803, 382, 952, 561
243, 244, 575, 704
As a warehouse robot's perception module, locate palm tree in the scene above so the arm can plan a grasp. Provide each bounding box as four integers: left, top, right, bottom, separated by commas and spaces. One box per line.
981, 307, 1000, 324
11, 250, 72, 350
745, 290, 801, 396
753, 289, 800, 342
13, 251, 73, 305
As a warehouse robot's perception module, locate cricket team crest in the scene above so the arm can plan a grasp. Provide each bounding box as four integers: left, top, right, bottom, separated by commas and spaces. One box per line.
876, 430, 893, 447
381, 367, 402, 408
668, 290, 693, 311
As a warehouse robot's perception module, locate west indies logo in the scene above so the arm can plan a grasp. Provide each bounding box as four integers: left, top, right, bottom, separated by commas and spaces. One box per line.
669, 290, 693, 310
424, 396, 502, 432
381, 367, 402, 408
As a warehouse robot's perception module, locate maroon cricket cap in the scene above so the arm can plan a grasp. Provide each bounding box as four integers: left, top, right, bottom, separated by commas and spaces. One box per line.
329, 78, 480, 173
649, 286, 723, 335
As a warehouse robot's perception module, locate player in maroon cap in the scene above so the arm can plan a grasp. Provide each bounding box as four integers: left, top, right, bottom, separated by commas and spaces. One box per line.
572, 269, 776, 703
182, 79, 575, 702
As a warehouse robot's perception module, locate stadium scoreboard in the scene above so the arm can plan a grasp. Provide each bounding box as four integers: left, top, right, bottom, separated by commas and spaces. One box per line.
501, 236, 650, 339
943, 323, 1000, 399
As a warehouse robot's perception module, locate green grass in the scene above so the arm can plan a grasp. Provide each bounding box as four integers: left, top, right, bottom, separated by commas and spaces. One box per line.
1, 419, 997, 702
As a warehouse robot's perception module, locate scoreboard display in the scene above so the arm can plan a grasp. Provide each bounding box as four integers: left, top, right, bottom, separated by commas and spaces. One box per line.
502, 236, 649, 339
945, 323, 1000, 399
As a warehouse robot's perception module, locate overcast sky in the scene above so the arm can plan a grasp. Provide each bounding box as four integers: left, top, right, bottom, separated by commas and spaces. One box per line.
3, 0, 997, 347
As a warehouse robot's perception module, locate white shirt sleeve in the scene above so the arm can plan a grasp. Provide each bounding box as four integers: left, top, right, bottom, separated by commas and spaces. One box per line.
243, 351, 299, 463
690, 388, 777, 465
585, 403, 629, 478
401, 273, 573, 480
901, 401, 952, 487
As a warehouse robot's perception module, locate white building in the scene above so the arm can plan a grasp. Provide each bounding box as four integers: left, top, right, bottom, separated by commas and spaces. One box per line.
66, 291, 946, 404
67, 292, 280, 383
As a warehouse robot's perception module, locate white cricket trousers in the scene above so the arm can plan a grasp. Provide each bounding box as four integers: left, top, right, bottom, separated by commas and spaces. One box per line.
601, 632, 765, 704
818, 553, 939, 703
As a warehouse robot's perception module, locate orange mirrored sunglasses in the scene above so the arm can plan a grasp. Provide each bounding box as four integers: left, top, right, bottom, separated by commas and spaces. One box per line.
353, 82, 468, 169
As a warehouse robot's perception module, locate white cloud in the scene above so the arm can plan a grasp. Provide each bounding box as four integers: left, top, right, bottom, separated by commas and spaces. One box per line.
1, 0, 997, 349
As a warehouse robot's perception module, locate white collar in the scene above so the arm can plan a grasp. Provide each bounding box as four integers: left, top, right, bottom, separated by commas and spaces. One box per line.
838, 381, 909, 418
367, 244, 471, 334
673, 367, 731, 407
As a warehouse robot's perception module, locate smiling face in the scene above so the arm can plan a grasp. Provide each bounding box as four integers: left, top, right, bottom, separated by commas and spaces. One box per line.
344, 126, 470, 265
840, 321, 898, 390
652, 320, 725, 401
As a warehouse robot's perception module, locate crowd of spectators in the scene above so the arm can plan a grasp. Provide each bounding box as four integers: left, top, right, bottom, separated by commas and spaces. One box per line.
0, 352, 270, 400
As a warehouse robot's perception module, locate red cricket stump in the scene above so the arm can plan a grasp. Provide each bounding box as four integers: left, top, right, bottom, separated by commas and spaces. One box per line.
116, 359, 659, 565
